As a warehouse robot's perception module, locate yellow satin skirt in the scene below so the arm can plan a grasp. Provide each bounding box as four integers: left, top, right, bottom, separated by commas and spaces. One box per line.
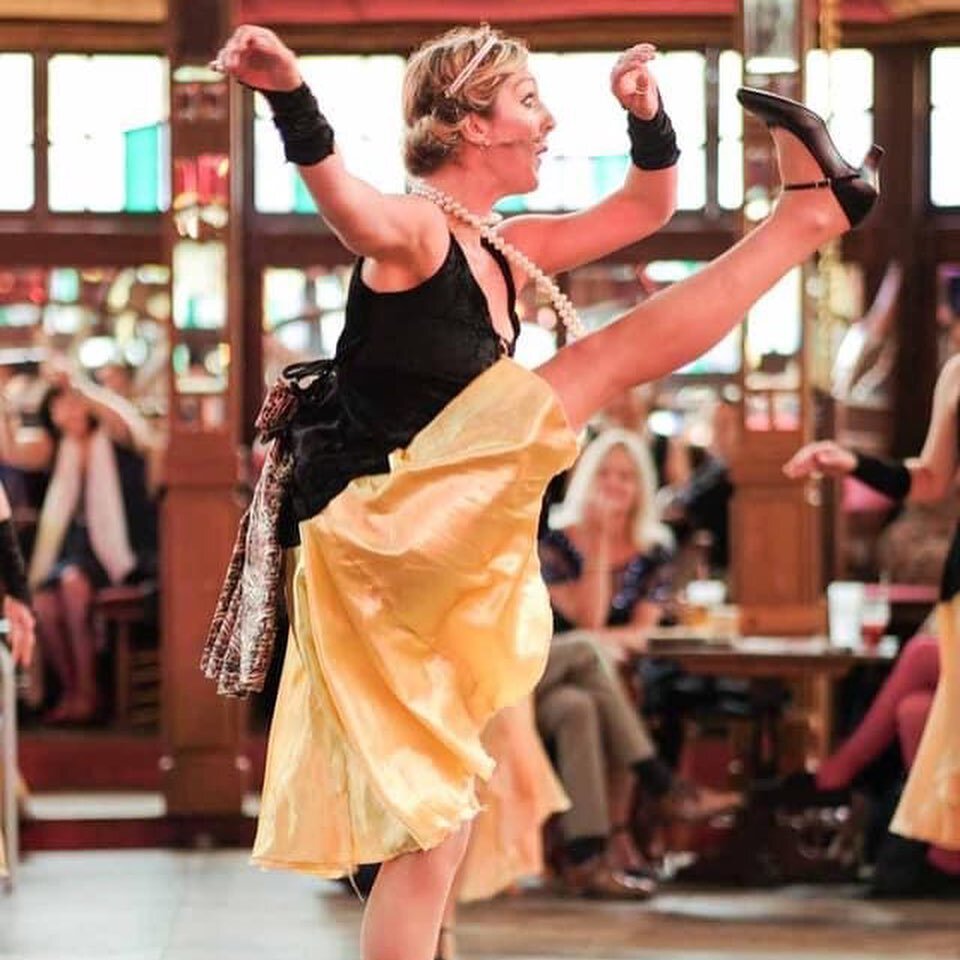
458, 698, 568, 902
252, 359, 578, 877
891, 595, 960, 850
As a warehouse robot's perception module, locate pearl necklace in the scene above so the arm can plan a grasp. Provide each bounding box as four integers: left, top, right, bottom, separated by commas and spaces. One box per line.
409, 180, 586, 341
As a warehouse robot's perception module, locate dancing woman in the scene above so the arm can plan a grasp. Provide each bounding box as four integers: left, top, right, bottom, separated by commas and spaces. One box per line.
209, 22, 880, 960
784, 349, 960, 880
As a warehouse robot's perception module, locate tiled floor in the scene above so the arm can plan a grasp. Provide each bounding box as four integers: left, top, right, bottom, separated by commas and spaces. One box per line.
2, 849, 960, 959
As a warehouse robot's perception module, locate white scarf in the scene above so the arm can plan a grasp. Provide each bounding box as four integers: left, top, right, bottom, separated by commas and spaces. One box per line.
28, 429, 137, 588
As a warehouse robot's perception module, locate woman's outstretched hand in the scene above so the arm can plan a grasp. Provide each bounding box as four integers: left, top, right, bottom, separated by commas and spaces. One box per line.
212, 24, 301, 92
783, 440, 857, 480
610, 43, 660, 120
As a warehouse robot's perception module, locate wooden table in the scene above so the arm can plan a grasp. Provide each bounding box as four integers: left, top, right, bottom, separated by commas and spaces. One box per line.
634, 633, 897, 766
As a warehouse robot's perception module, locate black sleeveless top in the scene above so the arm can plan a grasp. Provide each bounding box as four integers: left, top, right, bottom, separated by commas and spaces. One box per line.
279, 234, 521, 546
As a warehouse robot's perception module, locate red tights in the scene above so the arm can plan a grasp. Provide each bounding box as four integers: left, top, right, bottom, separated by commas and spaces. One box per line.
815, 633, 960, 874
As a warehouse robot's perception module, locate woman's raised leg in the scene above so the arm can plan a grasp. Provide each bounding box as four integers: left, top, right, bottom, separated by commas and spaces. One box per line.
538, 126, 870, 431
361, 823, 471, 960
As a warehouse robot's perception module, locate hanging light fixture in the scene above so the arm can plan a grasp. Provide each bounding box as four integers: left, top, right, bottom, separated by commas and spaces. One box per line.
743, 0, 802, 76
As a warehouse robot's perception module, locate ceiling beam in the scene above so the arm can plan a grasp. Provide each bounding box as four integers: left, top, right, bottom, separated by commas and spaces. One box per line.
0, 0, 166, 20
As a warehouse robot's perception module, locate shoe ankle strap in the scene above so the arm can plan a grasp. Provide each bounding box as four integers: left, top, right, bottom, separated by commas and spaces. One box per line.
783, 172, 858, 192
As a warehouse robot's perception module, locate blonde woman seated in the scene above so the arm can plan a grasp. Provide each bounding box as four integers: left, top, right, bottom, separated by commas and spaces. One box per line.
537, 431, 740, 889
542, 428, 675, 662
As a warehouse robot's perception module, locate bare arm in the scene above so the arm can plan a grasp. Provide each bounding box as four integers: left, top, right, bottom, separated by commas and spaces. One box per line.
548, 564, 614, 632
72, 379, 154, 454
217, 25, 441, 268
500, 45, 677, 275
297, 158, 444, 265
0, 409, 53, 473
783, 354, 960, 504
905, 354, 960, 501
500, 165, 677, 277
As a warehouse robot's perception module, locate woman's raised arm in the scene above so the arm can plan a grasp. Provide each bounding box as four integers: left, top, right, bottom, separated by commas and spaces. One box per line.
216, 25, 440, 264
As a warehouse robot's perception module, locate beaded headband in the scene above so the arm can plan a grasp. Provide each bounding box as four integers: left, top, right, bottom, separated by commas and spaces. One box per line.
444, 34, 499, 100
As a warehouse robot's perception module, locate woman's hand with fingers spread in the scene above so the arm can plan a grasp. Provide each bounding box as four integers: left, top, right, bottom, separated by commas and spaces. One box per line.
783, 440, 857, 480
212, 24, 301, 92
611, 43, 660, 119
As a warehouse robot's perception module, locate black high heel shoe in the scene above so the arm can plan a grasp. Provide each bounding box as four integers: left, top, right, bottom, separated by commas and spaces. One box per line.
736, 86, 883, 229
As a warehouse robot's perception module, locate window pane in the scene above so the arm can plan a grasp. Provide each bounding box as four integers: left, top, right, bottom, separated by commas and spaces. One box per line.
0, 54, 34, 211
931, 109, 960, 207
532, 52, 623, 159
718, 51, 743, 211
746, 267, 802, 368
805, 49, 874, 168
718, 51, 743, 140
932, 47, 960, 108
718, 139, 744, 211
254, 55, 405, 213
931, 48, 960, 207
523, 50, 705, 212
677, 146, 707, 210
254, 117, 295, 212
48, 54, 169, 212
262, 266, 351, 382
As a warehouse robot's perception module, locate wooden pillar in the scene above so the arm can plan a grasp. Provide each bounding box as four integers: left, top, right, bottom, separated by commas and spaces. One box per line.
732, 0, 822, 635
872, 44, 936, 459
162, 0, 246, 815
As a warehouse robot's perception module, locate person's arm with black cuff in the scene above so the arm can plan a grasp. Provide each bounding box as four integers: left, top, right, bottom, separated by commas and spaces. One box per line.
213, 25, 438, 263
784, 354, 960, 504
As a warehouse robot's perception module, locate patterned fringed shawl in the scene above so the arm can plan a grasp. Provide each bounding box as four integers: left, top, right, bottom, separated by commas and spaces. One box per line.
201, 363, 328, 697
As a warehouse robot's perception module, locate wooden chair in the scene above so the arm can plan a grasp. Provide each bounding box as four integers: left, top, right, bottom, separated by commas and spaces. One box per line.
92, 581, 159, 730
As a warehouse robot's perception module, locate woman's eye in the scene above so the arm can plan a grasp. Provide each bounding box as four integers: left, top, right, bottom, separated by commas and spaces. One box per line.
523, 94, 537, 106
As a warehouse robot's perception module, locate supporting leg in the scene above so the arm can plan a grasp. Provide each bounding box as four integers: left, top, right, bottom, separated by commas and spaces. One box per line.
361, 823, 471, 960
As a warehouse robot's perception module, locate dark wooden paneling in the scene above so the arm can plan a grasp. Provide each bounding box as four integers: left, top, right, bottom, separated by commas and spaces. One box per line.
19, 733, 164, 790
0, 21, 166, 51
873, 44, 938, 458
171, 0, 229, 60
269, 18, 736, 54
0, 223, 164, 266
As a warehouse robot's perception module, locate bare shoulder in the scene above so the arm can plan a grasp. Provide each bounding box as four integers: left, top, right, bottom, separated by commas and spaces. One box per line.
397, 193, 449, 264
364, 194, 450, 285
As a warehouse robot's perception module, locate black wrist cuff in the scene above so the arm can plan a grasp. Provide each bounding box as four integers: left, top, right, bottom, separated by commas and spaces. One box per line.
260, 82, 335, 167
627, 93, 680, 171
0, 518, 30, 604
851, 451, 911, 501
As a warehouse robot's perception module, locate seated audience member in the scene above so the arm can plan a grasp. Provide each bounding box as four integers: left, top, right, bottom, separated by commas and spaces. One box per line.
537, 430, 740, 896
661, 398, 738, 574
0, 364, 157, 723
535, 633, 741, 899
792, 632, 960, 896
542, 429, 674, 661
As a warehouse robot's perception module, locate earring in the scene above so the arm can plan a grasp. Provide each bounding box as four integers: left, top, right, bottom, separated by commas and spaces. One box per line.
480, 138, 491, 149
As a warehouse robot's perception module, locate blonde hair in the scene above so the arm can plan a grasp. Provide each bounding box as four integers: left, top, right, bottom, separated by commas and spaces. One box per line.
550, 429, 674, 552
402, 25, 528, 176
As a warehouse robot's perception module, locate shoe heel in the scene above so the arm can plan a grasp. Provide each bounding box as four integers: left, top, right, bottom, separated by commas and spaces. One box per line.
834, 146, 883, 228
861, 144, 884, 183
